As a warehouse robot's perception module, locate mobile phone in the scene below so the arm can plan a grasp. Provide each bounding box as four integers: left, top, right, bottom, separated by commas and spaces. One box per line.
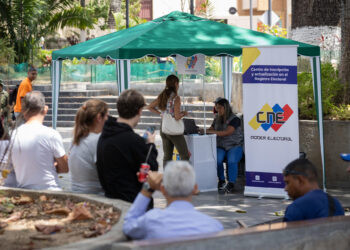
143, 126, 156, 140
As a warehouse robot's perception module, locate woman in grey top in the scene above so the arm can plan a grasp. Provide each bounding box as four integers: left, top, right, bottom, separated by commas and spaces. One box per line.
69, 99, 108, 194
205, 98, 243, 193
148, 75, 189, 168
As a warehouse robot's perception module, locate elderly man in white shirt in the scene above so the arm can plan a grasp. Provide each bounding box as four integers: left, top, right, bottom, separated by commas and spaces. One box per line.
123, 161, 223, 240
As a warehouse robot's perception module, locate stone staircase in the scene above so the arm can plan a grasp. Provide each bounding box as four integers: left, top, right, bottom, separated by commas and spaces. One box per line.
5, 82, 217, 152
36, 84, 215, 130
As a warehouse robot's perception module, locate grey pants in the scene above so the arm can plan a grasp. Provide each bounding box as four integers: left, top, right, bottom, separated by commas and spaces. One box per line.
160, 130, 189, 168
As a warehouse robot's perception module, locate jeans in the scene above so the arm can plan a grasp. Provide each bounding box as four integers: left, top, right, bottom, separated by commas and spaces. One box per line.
217, 146, 243, 183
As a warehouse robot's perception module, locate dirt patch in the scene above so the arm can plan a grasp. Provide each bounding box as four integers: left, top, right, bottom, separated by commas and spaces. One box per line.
0, 192, 120, 250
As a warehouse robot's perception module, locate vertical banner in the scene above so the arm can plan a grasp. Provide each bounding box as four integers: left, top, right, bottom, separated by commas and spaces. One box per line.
242, 46, 299, 198
176, 54, 205, 74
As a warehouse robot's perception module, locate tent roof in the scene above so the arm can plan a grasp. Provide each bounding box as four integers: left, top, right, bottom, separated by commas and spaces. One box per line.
52, 11, 320, 60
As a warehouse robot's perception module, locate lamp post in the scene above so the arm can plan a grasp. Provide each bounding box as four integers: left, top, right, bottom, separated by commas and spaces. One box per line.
126, 0, 129, 28
190, 0, 194, 14
268, 0, 272, 26
250, 0, 253, 30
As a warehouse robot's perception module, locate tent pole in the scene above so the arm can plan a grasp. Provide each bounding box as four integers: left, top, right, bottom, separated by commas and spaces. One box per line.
221, 56, 233, 103
116, 59, 129, 94
310, 56, 326, 191
116, 60, 120, 95
51, 60, 61, 129
203, 74, 206, 134
182, 75, 185, 110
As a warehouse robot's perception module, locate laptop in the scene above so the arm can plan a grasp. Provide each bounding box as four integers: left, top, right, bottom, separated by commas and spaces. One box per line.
183, 119, 199, 135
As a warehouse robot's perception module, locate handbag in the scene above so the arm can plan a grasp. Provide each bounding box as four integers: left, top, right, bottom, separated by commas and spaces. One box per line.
161, 113, 184, 135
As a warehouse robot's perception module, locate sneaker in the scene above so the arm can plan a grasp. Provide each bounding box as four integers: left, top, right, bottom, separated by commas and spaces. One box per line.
218, 180, 226, 193
224, 182, 235, 193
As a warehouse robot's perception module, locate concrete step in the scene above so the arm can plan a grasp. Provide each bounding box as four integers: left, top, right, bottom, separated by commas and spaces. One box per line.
47, 102, 214, 111
41, 90, 110, 97
44, 121, 160, 130
46, 108, 214, 117
44, 95, 201, 104
45, 114, 214, 125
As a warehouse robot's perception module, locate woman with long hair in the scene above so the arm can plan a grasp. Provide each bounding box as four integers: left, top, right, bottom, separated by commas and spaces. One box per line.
205, 98, 243, 193
69, 99, 108, 194
148, 75, 189, 168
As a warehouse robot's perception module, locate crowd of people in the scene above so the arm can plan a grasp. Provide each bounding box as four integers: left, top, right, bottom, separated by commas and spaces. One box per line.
0, 71, 346, 241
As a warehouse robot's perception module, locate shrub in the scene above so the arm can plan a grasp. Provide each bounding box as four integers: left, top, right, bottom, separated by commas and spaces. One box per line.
298, 63, 344, 120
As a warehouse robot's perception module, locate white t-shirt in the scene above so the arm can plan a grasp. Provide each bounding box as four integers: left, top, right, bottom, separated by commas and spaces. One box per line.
11, 122, 66, 190
68, 132, 103, 194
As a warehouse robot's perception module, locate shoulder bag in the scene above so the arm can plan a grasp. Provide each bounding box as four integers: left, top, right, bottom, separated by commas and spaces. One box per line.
161, 96, 184, 135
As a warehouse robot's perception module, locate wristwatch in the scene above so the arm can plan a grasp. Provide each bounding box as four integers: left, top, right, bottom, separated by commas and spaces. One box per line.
142, 182, 155, 193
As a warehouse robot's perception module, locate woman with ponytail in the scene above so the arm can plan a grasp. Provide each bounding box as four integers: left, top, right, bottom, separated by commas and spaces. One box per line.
69, 99, 108, 194
148, 75, 189, 168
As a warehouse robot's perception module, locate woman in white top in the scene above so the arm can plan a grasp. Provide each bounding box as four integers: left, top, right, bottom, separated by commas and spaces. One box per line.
69, 99, 108, 194
148, 75, 189, 168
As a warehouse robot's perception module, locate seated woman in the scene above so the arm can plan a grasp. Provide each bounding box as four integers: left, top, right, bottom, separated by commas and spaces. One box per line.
69, 99, 108, 194
205, 98, 243, 193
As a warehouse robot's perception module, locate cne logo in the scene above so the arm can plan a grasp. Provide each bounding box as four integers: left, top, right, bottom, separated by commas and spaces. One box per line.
249, 103, 293, 132
186, 55, 198, 69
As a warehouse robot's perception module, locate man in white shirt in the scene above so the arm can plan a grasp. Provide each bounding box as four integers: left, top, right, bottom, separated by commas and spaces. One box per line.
123, 161, 223, 240
11, 91, 68, 190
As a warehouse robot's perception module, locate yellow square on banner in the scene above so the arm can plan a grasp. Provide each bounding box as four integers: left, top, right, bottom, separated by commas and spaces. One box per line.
242, 48, 261, 74
172, 148, 180, 161
249, 116, 261, 130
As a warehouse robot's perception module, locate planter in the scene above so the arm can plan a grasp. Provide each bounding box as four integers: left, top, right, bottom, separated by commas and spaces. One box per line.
0, 188, 130, 250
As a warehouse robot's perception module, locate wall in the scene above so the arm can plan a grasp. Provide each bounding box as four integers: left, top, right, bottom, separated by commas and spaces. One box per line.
299, 120, 350, 189
291, 26, 341, 63
152, 0, 187, 19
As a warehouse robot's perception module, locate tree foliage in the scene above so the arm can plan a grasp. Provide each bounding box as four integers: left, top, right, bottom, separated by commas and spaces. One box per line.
113, 0, 146, 30
0, 0, 107, 63
298, 63, 345, 119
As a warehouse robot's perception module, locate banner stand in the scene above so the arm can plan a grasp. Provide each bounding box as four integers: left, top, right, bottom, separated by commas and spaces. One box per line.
242, 45, 299, 199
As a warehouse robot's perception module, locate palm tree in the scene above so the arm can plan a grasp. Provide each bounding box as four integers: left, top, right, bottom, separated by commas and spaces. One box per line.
108, 0, 122, 29
0, 0, 101, 63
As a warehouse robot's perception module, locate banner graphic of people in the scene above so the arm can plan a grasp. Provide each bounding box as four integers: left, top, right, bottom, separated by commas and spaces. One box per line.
242, 46, 299, 198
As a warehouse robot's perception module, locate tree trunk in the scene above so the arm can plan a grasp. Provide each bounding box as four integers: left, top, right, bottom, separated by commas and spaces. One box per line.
292, 0, 341, 29
340, 0, 350, 103
108, 0, 122, 29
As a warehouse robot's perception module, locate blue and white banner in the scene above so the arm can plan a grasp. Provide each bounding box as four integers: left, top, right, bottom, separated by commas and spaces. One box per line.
242, 46, 299, 198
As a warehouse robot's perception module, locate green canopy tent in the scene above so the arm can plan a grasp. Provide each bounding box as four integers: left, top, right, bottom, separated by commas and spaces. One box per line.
51, 11, 325, 189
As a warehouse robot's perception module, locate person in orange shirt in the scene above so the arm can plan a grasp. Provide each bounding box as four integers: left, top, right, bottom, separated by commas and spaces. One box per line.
14, 66, 37, 118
